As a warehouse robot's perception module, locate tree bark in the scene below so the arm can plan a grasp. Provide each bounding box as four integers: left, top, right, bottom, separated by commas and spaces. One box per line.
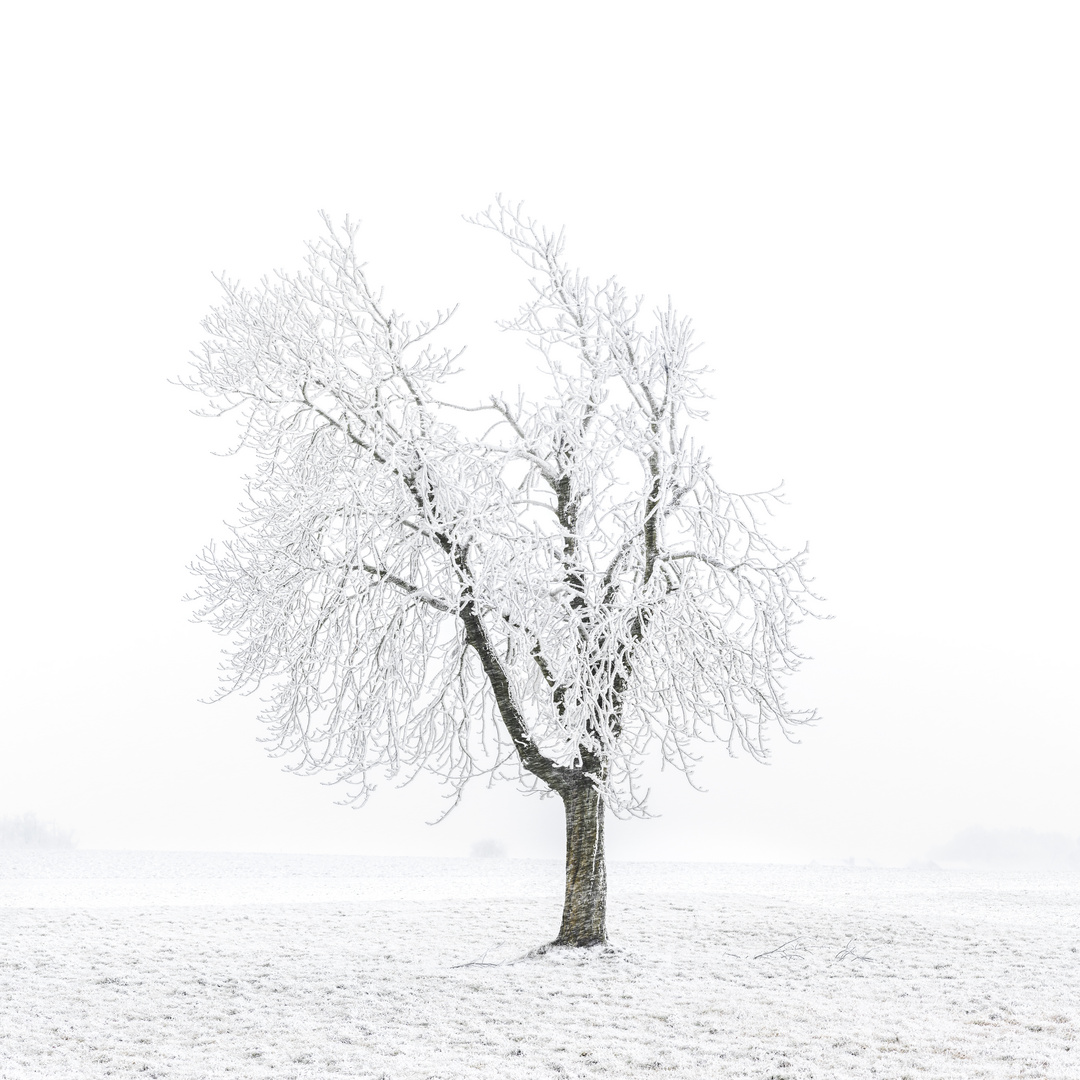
552, 780, 607, 947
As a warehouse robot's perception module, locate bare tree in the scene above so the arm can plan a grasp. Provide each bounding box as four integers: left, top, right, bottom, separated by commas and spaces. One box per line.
186, 200, 818, 947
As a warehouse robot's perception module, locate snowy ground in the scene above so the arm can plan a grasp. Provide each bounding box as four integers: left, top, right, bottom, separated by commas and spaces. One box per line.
1, 852, 1077, 1079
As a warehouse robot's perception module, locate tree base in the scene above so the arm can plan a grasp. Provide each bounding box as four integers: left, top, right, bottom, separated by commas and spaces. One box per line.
550, 932, 608, 948
532, 940, 616, 957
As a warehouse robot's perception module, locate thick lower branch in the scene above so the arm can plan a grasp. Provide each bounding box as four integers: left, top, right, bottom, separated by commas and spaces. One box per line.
457, 598, 575, 791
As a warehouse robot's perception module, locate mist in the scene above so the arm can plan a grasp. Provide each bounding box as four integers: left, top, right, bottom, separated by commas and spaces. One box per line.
2, 2, 1076, 868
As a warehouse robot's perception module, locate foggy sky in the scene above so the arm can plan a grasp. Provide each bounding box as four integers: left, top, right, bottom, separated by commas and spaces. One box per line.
2, 2, 1076, 865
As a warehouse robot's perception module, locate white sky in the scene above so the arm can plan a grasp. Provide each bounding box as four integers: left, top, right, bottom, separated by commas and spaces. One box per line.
1, 2, 1076, 865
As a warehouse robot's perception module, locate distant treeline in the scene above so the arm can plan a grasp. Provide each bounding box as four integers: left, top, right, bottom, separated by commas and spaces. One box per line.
0, 812, 76, 849
932, 827, 1080, 870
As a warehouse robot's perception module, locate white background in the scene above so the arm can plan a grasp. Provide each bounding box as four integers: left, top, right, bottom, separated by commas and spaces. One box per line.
1, 1, 1076, 864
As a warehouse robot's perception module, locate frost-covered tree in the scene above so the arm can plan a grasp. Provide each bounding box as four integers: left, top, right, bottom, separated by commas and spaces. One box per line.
186, 201, 818, 947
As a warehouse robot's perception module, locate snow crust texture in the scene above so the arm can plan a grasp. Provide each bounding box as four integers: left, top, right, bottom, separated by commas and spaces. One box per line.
2, 852, 1078, 1078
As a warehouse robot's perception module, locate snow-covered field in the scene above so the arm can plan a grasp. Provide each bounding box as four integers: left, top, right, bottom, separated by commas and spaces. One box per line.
1, 851, 1077, 1079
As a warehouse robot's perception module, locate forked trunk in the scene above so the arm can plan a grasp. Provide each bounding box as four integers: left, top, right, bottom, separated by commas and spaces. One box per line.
553, 781, 607, 947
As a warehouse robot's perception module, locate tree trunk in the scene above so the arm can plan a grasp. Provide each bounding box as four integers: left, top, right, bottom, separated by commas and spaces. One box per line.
552, 781, 607, 947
